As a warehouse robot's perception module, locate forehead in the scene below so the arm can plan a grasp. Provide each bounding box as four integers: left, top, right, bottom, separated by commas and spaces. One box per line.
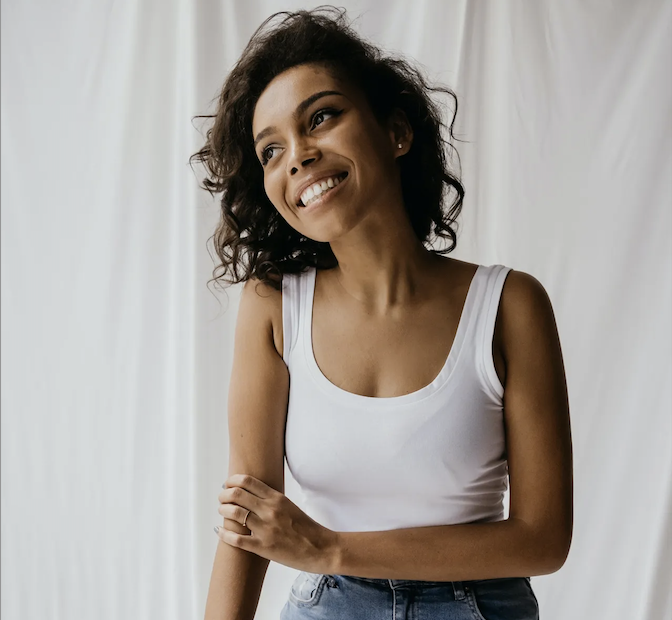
252, 63, 355, 133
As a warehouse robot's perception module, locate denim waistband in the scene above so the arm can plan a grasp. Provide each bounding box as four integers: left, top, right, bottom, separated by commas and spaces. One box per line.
340, 574, 530, 593
339, 575, 469, 599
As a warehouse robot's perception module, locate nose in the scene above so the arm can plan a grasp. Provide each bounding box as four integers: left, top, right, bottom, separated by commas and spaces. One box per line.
287, 138, 320, 176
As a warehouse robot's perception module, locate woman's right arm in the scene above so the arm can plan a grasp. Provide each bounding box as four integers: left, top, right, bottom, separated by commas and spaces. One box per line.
204, 276, 289, 620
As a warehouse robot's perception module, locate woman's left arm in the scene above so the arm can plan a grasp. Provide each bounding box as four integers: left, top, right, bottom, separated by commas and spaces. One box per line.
330, 270, 574, 581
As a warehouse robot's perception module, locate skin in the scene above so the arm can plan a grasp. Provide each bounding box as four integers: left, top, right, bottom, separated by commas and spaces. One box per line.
215, 62, 573, 581
250, 61, 443, 314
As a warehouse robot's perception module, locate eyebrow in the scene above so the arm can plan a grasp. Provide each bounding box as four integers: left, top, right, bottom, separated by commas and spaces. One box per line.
253, 90, 344, 148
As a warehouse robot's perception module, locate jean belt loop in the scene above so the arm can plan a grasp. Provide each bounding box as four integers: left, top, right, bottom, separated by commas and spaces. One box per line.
452, 581, 466, 601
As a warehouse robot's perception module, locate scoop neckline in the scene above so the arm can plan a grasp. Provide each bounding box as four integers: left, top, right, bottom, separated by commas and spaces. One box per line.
302, 264, 483, 409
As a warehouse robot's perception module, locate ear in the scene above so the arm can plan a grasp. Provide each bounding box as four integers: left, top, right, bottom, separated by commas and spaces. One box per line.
387, 108, 413, 158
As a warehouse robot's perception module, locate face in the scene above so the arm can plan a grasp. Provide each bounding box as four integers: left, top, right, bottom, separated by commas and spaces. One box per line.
251, 62, 409, 242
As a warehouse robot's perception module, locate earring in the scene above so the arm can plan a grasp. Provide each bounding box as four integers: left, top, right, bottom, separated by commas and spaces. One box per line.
397, 143, 403, 149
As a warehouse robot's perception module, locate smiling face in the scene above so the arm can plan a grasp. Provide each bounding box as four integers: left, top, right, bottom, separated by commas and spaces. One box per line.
251, 62, 409, 242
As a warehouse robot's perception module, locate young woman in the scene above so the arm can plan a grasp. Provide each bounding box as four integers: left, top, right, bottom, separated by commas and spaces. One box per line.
192, 8, 573, 620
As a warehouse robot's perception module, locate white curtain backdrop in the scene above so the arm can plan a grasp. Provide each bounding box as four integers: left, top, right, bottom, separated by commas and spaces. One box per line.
2, 1, 670, 619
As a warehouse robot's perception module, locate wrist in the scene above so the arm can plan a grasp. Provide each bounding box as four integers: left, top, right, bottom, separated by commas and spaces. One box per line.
325, 529, 343, 574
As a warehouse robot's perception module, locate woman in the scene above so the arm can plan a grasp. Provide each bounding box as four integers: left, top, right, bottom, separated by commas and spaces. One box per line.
192, 8, 573, 620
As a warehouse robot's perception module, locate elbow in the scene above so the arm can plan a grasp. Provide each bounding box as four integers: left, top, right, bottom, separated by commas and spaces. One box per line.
553, 529, 573, 571
536, 528, 573, 575
518, 517, 572, 576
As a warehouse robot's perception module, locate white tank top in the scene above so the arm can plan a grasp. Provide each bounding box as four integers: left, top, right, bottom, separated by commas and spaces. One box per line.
282, 263, 512, 532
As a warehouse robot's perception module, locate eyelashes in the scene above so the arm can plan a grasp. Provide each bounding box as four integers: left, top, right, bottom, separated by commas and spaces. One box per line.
260, 145, 279, 166
310, 107, 342, 130
260, 107, 344, 166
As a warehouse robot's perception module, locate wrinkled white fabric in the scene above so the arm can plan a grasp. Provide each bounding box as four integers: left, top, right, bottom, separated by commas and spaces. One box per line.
2, 1, 670, 619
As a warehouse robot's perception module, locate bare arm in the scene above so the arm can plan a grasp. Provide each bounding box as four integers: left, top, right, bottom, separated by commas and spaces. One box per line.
204, 277, 289, 620
329, 270, 574, 580
204, 542, 270, 620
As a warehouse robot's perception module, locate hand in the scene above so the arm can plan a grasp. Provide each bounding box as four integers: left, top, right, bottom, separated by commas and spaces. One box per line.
215, 474, 340, 574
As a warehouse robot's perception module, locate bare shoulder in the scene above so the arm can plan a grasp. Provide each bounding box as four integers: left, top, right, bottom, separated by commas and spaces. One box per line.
500, 269, 551, 305
498, 270, 558, 359
244, 275, 284, 359
432, 255, 480, 289
437, 255, 479, 274
495, 268, 573, 571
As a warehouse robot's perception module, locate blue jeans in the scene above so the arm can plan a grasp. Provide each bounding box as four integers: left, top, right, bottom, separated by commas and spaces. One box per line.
280, 572, 540, 619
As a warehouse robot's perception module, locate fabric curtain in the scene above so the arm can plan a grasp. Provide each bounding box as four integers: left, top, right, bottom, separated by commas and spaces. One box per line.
2, 1, 670, 618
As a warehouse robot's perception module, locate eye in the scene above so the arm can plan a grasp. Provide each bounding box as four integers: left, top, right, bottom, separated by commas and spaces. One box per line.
310, 107, 342, 130
260, 145, 280, 166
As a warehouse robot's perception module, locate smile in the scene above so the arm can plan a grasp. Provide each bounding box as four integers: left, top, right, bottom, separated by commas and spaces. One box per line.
298, 172, 348, 208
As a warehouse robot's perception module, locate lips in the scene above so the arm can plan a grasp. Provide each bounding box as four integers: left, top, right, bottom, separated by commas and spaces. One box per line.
293, 171, 349, 207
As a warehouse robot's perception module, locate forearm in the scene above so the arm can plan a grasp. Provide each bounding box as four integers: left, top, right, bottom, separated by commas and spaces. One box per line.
204, 520, 270, 620
331, 517, 561, 582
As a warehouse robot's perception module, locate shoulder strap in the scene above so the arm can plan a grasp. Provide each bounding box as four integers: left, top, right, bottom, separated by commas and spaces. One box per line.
282, 272, 298, 363
282, 269, 313, 364
476, 264, 512, 401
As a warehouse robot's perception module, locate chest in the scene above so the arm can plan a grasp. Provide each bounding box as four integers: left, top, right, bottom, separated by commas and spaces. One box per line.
306, 269, 507, 399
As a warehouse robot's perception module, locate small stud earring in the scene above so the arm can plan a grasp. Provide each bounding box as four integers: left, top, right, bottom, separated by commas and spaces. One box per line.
397, 143, 403, 149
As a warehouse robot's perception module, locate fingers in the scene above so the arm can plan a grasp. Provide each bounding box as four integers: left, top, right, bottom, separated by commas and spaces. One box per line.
215, 525, 253, 552
218, 502, 254, 526
217, 485, 262, 514
224, 474, 272, 499
222, 516, 251, 536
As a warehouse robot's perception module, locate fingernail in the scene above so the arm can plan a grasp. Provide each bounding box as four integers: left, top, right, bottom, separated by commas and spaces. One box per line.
213, 526, 220, 534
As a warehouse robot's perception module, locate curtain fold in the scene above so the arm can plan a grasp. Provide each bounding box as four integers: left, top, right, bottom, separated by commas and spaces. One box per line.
2, 1, 670, 618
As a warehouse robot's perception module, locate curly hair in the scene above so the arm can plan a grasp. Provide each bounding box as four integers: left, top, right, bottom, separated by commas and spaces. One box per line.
189, 6, 464, 293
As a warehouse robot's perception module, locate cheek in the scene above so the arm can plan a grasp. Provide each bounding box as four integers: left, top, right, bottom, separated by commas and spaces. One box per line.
338, 122, 390, 170
263, 172, 283, 204
263, 172, 297, 218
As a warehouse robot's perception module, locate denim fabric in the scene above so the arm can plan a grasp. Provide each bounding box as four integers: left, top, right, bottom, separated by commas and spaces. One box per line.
280, 572, 539, 620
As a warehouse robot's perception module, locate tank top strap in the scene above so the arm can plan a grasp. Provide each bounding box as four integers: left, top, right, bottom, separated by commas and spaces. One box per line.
281, 271, 298, 363
281, 268, 315, 364
471, 264, 512, 402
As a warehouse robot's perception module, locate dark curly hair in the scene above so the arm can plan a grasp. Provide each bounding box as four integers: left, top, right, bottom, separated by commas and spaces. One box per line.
190, 6, 465, 293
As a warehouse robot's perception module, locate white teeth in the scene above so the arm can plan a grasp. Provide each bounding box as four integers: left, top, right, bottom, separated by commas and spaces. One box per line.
300, 174, 345, 206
